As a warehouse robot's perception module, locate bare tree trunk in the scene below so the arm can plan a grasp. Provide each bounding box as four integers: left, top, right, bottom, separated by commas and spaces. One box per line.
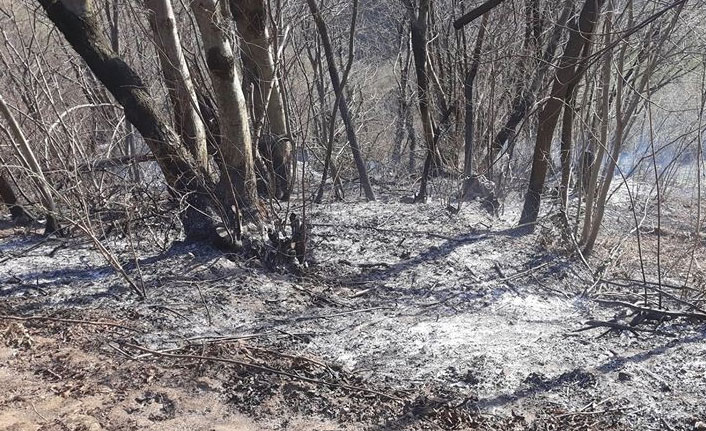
407, 107, 418, 173
306, 0, 375, 201
191, 0, 260, 221
145, 0, 209, 169
580, 12, 613, 246
559, 82, 577, 210
0, 91, 60, 234
314, 0, 359, 203
0, 172, 32, 223
462, 14, 487, 197
582, 1, 683, 254
406, 0, 443, 202
518, 0, 604, 228
230, 0, 292, 200
106, 0, 140, 182
36, 0, 219, 241
490, 0, 572, 163
393, 30, 413, 164
307, 41, 339, 203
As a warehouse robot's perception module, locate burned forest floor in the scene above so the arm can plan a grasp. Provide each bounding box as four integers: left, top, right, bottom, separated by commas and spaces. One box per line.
1, 181, 706, 431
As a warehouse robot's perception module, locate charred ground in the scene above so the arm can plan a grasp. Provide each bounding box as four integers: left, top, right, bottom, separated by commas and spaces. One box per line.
1, 183, 705, 431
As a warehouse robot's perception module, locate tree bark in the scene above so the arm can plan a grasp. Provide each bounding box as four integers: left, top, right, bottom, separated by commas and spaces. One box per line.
230, 0, 292, 199
306, 41, 340, 203
559, 82, 577, 211
407, 0, 443, 202
36, 0, 218, 241
462, 15, 487, 197
580, 13, 613, 246
145, 0, 209, 169
407, 106, 418, 173
306, 0, 375, 201
453, 0, 507, 29
518, 0, 604, 228
393, 30, 413, 165
191, 0, 260, 221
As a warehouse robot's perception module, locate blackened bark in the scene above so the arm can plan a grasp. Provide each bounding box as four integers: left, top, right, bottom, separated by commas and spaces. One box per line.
453, 0, 507, 29
230, 0, 292, 200
0, 173, 32, 223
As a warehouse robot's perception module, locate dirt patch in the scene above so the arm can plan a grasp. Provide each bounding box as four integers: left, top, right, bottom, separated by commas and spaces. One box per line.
0, 320, 261, 431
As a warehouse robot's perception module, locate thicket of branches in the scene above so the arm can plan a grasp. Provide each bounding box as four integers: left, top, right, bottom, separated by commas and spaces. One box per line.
0, 0, 704, 288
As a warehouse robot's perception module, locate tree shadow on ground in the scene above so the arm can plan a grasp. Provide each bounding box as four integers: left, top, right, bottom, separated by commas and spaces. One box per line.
477, 329, 706, 411
331, 224, 568, 307
0, 238, 209, 315
370, 328, 706, 430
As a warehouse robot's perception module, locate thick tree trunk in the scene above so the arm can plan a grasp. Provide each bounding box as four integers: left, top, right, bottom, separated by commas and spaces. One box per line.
106, 1, 141, 183
518, 0, 604, 228
145, 0, 209, 169
0, 173, 32, 223
36, 0, 218, 241
230, 0, 292, 199
230, 0, 287, 135
0, 91, 59, 234
191, 0, 260, 222
306, 0, 375, 201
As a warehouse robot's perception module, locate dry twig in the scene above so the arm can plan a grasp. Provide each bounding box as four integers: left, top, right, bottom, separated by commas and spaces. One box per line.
595, 300, 706, 321
0, 314, 141, 332
123, 342, 406, 402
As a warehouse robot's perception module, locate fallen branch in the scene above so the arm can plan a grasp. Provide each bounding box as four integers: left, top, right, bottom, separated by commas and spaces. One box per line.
601, 279, 706, 314
497, 262, 551, 282
610, 278, 700, 293
338, 259, 390, 269
453, 0, 508, 29
0, 314, 141, 332
575, 319, 673, 336
123, 342, 406, 402
311, 223, 488, 243
0, 236, 64, 264
291, 306, 393, 323
245, 345, 334, 375
595, 300, 706, 321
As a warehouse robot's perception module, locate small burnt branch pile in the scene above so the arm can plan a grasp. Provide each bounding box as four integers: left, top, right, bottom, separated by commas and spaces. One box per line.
461, 174, 499, 214
577, 279, 706, 337
264, 213, 311, 270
